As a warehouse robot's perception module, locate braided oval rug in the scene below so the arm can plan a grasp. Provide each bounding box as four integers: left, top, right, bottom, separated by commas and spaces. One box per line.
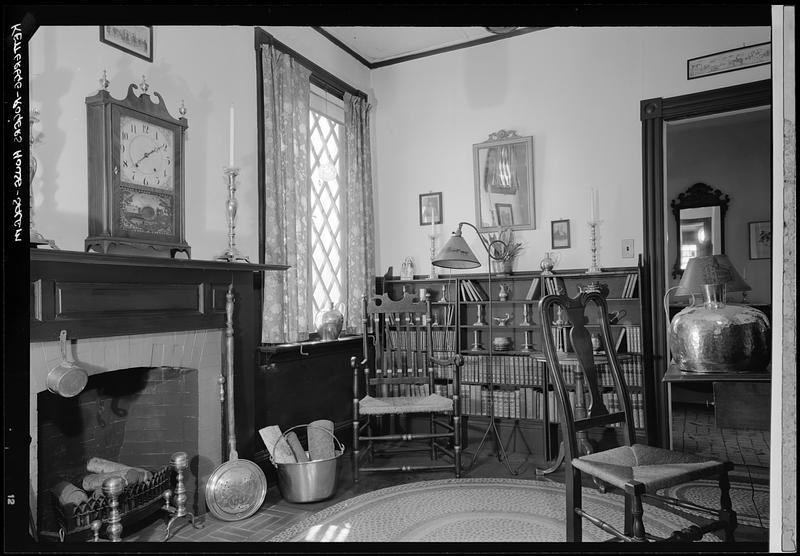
269, 478, 720, 543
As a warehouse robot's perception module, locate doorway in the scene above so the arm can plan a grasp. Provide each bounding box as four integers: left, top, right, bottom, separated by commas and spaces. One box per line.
639, 79, 772, 448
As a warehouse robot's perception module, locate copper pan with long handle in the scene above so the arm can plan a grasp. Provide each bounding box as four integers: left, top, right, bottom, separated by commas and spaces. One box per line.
204, 285, 267, 521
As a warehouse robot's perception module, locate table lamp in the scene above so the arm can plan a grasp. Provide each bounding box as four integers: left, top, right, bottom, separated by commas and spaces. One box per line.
668, 254, 770, 373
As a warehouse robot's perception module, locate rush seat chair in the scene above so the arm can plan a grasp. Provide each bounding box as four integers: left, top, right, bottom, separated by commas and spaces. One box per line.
538, 291, 736, 543
351, 292, 462, 482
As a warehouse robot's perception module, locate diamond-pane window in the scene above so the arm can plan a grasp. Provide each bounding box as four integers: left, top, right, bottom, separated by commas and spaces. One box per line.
309, 105, 344, 321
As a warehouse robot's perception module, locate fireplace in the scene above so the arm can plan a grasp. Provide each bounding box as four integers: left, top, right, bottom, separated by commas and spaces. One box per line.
29, 330, 221, 540
24, 249, 284, 542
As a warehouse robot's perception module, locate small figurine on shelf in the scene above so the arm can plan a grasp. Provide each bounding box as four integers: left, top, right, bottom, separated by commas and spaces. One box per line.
401, 257, 415, 280
591, 333, 603, 353
493, 313, 512, 327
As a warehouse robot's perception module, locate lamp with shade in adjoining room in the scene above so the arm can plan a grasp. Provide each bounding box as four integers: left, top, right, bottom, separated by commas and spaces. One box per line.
668, 254, 770, 373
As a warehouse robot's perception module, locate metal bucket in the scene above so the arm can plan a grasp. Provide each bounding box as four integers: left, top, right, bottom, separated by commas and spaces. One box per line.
270, 424, 344, 503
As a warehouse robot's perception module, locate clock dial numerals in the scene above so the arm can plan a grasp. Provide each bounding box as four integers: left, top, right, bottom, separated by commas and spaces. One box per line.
119, 115, 174, 191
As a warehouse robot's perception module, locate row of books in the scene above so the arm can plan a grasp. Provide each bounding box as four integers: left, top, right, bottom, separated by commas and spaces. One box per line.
622, 325, 642, 352
430, 328, 457, 352
433, 304, 456, 327
601, 391, 646, 429
459, 354, 645, 389
544, 390, 646, 429
456, 385, 646, 430
461, 354, 547, 385
555, 359, 644, 388
620, 273, 639, 298
459, 280, 487, 301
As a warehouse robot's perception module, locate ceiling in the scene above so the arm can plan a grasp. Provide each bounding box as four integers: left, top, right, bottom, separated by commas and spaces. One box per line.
316, 27, 539, 68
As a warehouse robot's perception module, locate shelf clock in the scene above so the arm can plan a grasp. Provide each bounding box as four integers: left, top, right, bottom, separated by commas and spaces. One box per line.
85, 80, 191, 257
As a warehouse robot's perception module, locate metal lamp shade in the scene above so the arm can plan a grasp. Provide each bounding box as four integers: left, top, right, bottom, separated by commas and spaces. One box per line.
433, 231, 480, 269
669, 255, 770, 373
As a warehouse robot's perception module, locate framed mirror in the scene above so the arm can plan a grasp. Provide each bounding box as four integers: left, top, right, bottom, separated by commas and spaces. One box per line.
473, 130, 535, 232
670, 182, 729, 279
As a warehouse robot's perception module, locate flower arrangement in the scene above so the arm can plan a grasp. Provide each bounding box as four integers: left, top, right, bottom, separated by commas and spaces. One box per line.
485, 227, 524, 262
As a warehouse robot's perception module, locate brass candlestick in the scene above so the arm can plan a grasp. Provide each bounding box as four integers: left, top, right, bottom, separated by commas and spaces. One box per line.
163, 451, 203, 540
587, 220, 603, 274
216, 167, 250, 262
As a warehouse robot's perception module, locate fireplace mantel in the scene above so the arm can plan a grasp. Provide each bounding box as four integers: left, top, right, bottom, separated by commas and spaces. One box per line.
29, 248, 288, 461
30, 249, 287, 341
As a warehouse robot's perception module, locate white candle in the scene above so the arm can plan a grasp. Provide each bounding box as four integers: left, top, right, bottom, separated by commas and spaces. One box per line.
228, 104, 235, 167
589, 189, 598, 221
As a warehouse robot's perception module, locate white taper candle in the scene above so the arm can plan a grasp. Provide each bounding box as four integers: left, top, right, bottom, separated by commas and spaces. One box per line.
229, 104, 235, 167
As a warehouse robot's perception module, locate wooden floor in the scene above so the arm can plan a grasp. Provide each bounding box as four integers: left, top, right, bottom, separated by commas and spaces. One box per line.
122, 434, 769, 546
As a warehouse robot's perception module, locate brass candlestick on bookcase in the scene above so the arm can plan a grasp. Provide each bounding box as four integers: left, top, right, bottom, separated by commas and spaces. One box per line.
216, 167, 250, 262
587, 220, 602, 274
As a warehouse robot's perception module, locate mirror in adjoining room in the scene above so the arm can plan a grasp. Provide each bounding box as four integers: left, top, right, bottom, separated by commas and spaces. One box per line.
670, 182, 729, 279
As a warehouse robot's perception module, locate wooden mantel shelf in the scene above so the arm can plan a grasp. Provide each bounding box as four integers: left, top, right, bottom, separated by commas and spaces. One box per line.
30, 248, 288, 273
30, 249, 287, 342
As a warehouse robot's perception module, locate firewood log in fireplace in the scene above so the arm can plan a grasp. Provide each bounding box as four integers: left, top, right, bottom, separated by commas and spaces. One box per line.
81, 469, 140, 492
51, 481, 89, 508
86, 457, 153, 482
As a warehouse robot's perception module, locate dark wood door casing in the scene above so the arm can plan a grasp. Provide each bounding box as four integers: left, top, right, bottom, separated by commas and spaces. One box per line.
640, 79, 771, 447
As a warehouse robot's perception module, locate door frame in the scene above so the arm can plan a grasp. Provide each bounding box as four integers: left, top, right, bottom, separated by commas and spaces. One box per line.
639, 79, 771, 447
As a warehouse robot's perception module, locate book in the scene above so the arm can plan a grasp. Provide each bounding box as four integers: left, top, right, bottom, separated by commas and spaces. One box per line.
627, 273, 638, 298
621, 274, 633, 298
614, 327, 627, 352
525, 278, 541, 300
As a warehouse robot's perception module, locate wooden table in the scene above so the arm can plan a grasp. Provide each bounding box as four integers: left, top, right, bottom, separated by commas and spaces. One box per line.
662, 363, 771, 448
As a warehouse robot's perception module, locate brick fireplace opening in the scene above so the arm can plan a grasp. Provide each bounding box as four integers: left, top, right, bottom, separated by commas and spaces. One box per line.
29, 330, 223, 540
37, 365, 199, 541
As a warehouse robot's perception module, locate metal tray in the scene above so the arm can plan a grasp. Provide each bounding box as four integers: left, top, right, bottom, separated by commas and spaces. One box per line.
204, 459, 267, 522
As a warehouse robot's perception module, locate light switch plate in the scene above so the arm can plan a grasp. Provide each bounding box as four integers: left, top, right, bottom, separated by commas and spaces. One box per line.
622, 239, 634, 258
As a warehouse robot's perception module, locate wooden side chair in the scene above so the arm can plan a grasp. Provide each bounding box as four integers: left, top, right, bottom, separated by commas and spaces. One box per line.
538, 291, 737, 543
350, 292, 462, 483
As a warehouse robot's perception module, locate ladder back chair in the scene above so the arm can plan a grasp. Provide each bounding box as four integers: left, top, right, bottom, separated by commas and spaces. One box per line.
538, 291, 736, 543
350, 292, 462, 482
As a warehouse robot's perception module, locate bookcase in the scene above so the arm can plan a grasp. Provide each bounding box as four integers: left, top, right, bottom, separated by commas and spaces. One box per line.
374, 260, 654, 466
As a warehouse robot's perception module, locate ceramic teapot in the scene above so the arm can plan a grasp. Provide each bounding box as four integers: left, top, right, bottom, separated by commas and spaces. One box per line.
316, 302, 345, 341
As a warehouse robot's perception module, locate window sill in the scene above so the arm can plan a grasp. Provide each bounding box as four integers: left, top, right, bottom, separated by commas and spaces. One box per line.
258, 334, 362, 357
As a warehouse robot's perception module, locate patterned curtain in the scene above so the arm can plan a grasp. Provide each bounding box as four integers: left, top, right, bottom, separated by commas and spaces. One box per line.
343, 92, 375, 333
260, 44, 311, 343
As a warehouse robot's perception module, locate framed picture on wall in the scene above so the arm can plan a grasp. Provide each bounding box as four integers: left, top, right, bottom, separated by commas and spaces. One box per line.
419, 192, 443, 226
100, 26, 153, 62
551, 219, 571, 249
748, 221, 771, 259
495, 203, 513, 227
687, 42, 771, 80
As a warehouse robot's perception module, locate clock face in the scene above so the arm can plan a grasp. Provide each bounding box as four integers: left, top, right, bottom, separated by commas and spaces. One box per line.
119, 115, 175, 191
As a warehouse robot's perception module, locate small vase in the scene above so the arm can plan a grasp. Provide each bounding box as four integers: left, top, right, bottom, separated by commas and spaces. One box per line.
316, 302, 344, 341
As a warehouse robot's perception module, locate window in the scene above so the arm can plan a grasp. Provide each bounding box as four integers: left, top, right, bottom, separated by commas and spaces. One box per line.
308, 85, 345, 319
